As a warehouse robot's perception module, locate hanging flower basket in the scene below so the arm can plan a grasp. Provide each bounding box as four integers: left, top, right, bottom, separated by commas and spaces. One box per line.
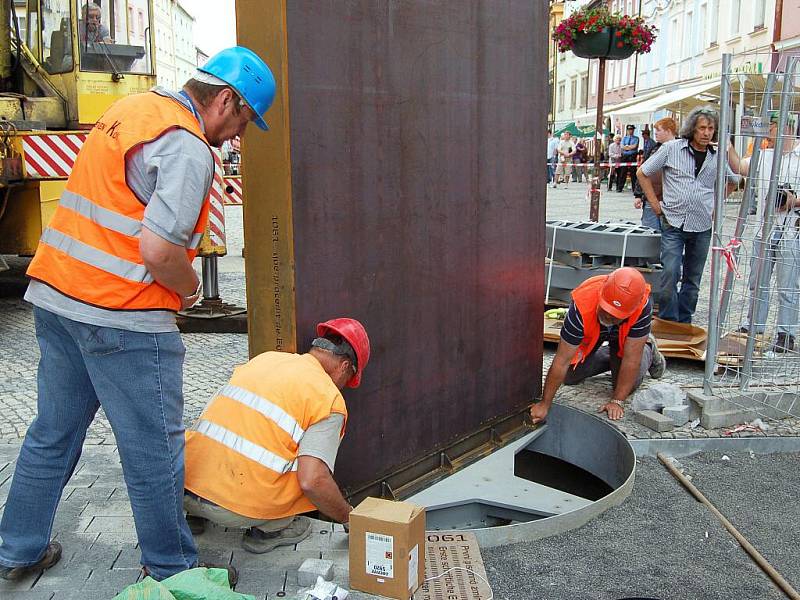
554, 7, 656, 59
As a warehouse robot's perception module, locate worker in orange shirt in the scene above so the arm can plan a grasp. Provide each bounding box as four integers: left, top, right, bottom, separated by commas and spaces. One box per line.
183, 318, 370, 554
530, 268, 666, 423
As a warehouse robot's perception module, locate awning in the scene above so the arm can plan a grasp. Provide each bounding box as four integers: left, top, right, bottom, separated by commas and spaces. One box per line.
553, 122, 609, 137
610, 80, 720, 123
571, 91, 663, 127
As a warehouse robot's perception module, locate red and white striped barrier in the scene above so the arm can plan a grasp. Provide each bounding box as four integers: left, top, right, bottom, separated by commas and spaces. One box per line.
223, 175, 242, 205
555, 161, 641, 167
208, 152, 226, 247
22, 134, 87, 178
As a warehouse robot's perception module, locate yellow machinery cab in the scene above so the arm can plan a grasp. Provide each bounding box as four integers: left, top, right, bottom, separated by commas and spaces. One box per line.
0, 0, 156, 255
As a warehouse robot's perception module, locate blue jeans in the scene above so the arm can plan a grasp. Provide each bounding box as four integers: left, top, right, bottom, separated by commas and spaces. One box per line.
641, 202, 662, 232
0, 308, 197, 580
659, 221, 712, 323
740, 235, 800, 335
547, 157, 556, 183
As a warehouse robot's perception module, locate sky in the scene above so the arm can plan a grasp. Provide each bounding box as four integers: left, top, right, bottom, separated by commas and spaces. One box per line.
189, 0, 237, 57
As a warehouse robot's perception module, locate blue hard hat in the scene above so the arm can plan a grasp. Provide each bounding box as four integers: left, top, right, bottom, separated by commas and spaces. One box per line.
199, 46, 276, 131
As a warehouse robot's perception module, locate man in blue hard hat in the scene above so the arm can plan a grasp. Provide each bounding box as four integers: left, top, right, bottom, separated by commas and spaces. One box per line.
0, 47, 275, 586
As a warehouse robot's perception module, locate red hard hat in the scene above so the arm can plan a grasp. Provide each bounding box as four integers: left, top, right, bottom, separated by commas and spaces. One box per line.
316, 318, 371, 388
598, 267, 647, 319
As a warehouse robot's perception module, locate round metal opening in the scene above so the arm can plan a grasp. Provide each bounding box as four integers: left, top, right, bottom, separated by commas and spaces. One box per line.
409, 404, 636, 546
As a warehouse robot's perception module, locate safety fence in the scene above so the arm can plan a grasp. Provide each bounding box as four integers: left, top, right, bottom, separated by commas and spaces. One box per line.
705, 53, 800, 421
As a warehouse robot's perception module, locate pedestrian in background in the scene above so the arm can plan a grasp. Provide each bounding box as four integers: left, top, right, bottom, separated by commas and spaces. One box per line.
634, 117, 678, 231
0, 47, 276, 583
607, 134, 623, 191
728, 112, 800, 353
638, 106, 739, 324
553, 131, 575, 188
574, 138, 589, 183
547, 129, 559, 183
617, 124, 640, 193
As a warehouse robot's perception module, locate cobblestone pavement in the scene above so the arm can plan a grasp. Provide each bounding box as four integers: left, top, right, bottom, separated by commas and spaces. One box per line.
1, 191, 799, 598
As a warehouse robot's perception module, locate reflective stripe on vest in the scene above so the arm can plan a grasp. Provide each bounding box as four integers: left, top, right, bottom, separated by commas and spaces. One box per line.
60, 190, 143, 237
40, 228, 154, 283
194, 419, 298, 474
218, 384, 305, 444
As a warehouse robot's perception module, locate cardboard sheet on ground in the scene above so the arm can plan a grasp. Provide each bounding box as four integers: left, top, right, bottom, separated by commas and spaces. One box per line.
715, 330, 771, 366
416, 531, 492, 600
543, 316, 707, 362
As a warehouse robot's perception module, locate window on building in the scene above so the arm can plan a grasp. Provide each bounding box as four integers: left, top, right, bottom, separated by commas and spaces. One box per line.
570, 78, 577, 109
729, 0, 741, 37
709, 0, 719, 45
698, 4, 707, 54
670, 17, 679, 62
754, 0, 766, 29
580, 74, 588, 108
684, 12, 693, 60
558, 82, 565, 112
591, 61, 597, 94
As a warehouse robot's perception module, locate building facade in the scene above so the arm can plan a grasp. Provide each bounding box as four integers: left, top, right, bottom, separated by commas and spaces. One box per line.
153, 0, 198, 89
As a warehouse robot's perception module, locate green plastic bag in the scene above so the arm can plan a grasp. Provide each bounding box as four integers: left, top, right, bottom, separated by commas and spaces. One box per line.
113, 567, 255, 600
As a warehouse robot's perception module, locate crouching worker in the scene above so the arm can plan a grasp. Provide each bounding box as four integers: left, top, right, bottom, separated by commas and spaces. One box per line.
530, 267, 666, 423
183, 318, 370, 553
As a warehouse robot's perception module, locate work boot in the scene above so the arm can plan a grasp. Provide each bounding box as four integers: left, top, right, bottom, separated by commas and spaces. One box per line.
647, 334, 666, 379
0, 542, 62, 581
772, 333, 795, 353
186, 515, 207, 535
241, 516, 312, 554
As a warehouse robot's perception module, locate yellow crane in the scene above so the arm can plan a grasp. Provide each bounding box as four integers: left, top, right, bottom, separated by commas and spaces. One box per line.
0, 0, 156, 257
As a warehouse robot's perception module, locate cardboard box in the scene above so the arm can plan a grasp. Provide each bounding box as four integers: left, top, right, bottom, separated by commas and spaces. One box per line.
349, 497, 426, 600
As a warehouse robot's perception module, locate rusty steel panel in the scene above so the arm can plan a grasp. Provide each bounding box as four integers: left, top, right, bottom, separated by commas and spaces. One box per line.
239, 0, 547, 492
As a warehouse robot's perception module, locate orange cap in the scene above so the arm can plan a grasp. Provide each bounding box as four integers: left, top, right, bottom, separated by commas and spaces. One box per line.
598, 267, 647, 319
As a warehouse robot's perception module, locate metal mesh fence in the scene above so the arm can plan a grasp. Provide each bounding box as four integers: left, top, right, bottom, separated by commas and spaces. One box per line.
706, 53, 800, 419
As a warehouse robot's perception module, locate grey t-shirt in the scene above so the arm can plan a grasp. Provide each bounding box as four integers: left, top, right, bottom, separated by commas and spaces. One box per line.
25, 87, 214, 332
297, 413, 345, 473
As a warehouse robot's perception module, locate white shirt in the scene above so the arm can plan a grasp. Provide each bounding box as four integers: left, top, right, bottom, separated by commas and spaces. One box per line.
547, 136, 560, 159
755, 145, 800, 238
558, 140, 575, 162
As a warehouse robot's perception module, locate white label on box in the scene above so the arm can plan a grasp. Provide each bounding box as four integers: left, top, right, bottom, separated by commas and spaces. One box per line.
365, 532, 394, 578
408, 544, 419, 590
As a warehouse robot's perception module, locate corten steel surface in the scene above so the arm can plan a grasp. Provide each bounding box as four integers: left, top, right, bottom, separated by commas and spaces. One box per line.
237, 1, 547, 491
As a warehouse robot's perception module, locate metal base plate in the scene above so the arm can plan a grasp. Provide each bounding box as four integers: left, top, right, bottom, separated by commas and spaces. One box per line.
409, 404, 635, 546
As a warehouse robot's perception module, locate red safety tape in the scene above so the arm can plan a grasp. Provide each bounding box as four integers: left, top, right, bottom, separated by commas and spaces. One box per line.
553, 162, 641, 167
712, 237, 743, 280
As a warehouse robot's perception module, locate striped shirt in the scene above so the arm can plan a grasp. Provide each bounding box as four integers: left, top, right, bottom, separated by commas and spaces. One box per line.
640, 138, 737, 232
560, 298, 652, 351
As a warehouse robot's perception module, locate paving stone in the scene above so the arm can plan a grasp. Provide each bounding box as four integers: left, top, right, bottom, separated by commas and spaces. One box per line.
82, 500, 134, 518
85, 516, 137, 535
230, 548, 320, 571
0, 591, 55, 599
30, 566, 92, 591
297, 558, 334, 586
633, 410, 674, 433
232, 569, 284, 599
196, 547, 234, 568
63, 487, 114, 504
663, 404, 691, 426
112, 546, 143, 570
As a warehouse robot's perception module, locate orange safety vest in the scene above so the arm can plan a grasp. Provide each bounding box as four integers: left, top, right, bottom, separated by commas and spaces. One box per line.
184, 352, 348, 520
570, 275, 650, 366
26, 91, 213, 312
